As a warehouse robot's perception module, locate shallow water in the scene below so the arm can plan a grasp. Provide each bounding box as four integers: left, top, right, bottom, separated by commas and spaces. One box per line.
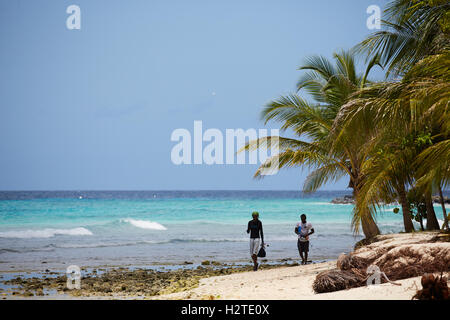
0, 191, 444, 272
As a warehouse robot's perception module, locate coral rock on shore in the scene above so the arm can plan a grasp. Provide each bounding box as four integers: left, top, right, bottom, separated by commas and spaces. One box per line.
313, 232, 450, 294
2, 263, 290, 298
331, 195, 449, 205
331, 195, 354, 204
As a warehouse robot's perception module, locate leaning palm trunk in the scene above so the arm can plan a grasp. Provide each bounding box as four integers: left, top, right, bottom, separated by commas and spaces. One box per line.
438, 185, 449, 230
361, 214, 380, 239
425, 192, 440, 230
398, 186, 415, 233
353, 184, 380, 238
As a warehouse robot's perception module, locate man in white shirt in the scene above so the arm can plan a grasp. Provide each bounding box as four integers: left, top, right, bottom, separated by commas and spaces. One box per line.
294, 214, 314, 265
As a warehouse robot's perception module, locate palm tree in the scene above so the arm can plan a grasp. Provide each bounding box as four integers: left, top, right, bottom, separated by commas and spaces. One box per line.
242, 51, 381, 238
337, 0, 450, 232
357, 0, 450, 77
416, 143, 450, 230
335, 51, 449, 232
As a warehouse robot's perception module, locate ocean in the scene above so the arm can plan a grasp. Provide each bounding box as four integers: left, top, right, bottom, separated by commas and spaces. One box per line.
0, 190, 444, 272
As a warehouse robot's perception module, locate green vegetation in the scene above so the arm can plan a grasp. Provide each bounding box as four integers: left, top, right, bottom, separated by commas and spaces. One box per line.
245, 0, 449, 237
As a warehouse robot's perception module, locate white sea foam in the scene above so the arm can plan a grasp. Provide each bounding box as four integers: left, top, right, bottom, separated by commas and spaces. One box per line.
122, 219, 167, 230
307, 202, 336, 206
0, 227, 93, 239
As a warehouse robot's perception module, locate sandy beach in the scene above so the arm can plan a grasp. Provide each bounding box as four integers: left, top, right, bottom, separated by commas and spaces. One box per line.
157, 262, 424, 300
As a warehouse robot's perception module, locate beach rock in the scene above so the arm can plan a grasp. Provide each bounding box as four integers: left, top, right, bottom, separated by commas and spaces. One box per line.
71, 290, 82, 297
35, 289, 44, 296
201, 260, 211, 266
432, 196, 450, 204
3, 261, 290, 298
314, 232, 450, 294
101, 285, 112, 293
331, 195, 449, 205
331, 195, 354, 204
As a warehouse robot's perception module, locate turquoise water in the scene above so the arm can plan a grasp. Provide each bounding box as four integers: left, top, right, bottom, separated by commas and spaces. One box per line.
0, 191, 439, 272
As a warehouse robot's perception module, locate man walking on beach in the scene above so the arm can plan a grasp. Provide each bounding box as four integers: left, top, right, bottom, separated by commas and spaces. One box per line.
247, 211, 264, 271
295, 214, 314, 265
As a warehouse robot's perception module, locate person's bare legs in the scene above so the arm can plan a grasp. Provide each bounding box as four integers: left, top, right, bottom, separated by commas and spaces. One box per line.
252, 254, 258, 271
299, 252, 305, 264
298, 240, 305, 264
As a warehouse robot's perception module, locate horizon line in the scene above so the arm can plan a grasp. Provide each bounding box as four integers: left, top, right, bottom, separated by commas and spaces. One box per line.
0, 189, 352, 192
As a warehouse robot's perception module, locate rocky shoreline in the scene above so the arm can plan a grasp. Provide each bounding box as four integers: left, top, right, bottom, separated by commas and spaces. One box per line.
331, 195, 355, 204
313, 232, 450, 294
0, 260, 305, 299
331, 195, 450, 205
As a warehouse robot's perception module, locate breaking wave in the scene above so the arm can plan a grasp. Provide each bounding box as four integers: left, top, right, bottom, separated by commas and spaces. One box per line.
121, 218, 167, 230
0, 227, 93, 239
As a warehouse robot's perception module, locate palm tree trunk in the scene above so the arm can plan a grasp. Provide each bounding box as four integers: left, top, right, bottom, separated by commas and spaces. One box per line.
425, 191, 440, 230
438, 184, 449, 230
353, 181, 380, 238
361, 213, 381, 238
419, 216, 424, 231
398, 186, 414, 233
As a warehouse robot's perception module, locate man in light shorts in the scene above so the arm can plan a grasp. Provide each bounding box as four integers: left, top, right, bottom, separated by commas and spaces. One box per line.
247, 211, 264, 271
295, 214, 314, 265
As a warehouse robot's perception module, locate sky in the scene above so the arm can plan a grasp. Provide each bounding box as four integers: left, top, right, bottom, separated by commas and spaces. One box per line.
0, 0, 389, 191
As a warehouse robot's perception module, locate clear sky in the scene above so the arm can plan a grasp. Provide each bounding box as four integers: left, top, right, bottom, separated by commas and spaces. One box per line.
0, 0, 389, 191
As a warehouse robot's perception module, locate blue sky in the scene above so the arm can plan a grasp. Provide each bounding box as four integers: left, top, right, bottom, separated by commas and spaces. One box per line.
0, 0, 389, 190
